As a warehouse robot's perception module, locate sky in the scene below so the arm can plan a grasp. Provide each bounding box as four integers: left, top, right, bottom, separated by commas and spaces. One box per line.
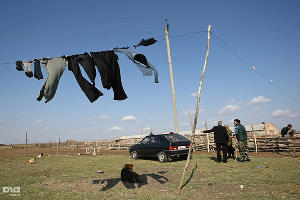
0, 0, 299, 144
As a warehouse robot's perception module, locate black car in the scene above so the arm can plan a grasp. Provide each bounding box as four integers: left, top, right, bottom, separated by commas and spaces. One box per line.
129, 133, 191, 162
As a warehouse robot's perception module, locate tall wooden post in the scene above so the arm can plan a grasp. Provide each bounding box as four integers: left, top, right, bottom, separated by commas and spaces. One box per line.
178, 25, 211, 190
205, 121, 210, 152
25, 132, 28, 157
164, 19, 179, 133
251, 125, 258, 153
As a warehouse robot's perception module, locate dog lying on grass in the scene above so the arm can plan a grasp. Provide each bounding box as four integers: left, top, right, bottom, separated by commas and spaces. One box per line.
27, 158, 36, 164
121, 164, 142, 183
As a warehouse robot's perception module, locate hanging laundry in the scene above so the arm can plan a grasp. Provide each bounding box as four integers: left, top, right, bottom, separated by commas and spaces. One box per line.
23, 60, 33, 78
37, 57, 67, 103
34, 59, 43, 80
67, 53, 103, 103
16, 60, 24, 71
114, 48, 159, 83
90, 50, 127, 100
134, 38, 157, 48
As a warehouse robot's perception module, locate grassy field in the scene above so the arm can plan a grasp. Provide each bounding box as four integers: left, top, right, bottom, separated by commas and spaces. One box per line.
0, 152, 299, 200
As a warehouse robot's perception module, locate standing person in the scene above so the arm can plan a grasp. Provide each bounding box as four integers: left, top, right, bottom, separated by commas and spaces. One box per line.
201, 121, 229, 163
225, 125, 235, 159
233, 119, 250, 162
281, 124, 295, 137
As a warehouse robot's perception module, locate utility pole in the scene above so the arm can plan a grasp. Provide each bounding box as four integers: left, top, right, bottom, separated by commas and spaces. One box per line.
164, 18, 179, 133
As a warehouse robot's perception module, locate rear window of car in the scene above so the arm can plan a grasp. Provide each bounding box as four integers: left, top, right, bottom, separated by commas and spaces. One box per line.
163, 134, 189, 142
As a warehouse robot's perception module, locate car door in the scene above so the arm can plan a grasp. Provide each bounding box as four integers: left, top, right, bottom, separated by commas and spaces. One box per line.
138, 136, 151, 157
148, 135, 161, 157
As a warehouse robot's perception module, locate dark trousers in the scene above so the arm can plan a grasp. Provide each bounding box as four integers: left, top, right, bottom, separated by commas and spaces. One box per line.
216, 143, 227, 161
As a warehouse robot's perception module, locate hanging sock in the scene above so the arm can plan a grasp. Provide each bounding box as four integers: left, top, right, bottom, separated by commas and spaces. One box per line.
16, 60, 24, 71
37, 57, 67, 103
90, 50, 127, 100
114, 48, 158, 83
134, 38, 157, 48
34, 59, 43, 80
67, 53, 103, 103
23, 60, 33, 78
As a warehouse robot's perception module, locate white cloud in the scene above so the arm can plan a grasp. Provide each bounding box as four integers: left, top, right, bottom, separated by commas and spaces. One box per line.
90, 121, 97, 125
109, 126, 125, 131
121, 115, 137, 121
35, 120, 44, 124
191, 92, 197, 98
16, 114, 23, 118
218, 104, 240, 114
271, 109, 291, 117
248, 96, 271, 104
182, 123, 190, 126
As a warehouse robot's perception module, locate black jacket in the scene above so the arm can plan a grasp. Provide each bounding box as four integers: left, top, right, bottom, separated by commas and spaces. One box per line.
203, 125, 229, 144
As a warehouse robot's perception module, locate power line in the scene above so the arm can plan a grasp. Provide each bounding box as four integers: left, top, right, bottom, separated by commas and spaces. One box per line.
211, 31, 300, 107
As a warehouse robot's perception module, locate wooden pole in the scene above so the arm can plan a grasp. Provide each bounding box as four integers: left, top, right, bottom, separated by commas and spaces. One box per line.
25, 132, 28, 157
164, 19, 179, 133
56, 138, 60, 156
178, 25, 211, 190
188, 111, 193, 141
251, 125, 258, 153
205, 121, 210, 152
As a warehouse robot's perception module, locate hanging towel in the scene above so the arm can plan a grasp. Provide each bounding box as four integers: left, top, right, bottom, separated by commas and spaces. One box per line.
23, 60, 33, 78
114, 48, 158, 83
34, 59, 43, 80
37, 57, 67, 103
16, 60, 24, 71
90, 50, 127, 100
67, 53, 103, 103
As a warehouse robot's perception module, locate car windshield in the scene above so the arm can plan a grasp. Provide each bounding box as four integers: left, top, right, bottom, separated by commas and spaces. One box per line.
164, 134, 189, 142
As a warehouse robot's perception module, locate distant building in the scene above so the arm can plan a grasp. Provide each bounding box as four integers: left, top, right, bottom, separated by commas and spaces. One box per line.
228, 122, 279, 137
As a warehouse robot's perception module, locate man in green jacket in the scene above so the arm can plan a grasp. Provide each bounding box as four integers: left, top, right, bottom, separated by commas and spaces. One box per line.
233, 119, 250, 161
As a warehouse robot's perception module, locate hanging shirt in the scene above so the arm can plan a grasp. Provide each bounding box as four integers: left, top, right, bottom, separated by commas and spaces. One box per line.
114, 48, 158, 83
34, 59, 43, 80
37, 57, 67, 103
23, 60, 33, 78
16, 60, 24, 71
90, 50, 127, 101
67, 53, 103, 103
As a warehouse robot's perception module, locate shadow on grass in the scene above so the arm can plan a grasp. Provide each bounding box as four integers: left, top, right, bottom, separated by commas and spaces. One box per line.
97, 172, 169, 191
182, 163, 198, 189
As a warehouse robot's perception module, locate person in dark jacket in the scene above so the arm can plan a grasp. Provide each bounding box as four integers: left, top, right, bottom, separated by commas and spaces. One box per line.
225, 124, 235, 159
201, 121, 229, 163
233, 119, 250, 162
281, 124, 294, 137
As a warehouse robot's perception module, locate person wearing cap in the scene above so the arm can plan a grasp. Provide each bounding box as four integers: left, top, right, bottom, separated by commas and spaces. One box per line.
281, 124, 294, 137
201, 121, 229, 163
233, 119, 250, 162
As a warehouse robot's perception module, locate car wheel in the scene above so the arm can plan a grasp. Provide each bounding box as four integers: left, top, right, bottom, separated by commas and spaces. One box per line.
131, 151, 138, 160
157, 151, 167, 162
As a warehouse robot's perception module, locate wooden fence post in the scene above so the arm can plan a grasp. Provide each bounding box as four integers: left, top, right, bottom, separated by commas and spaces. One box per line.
25, 132, 28, 157
251, 125, 258, 153
205, 121, 210, 152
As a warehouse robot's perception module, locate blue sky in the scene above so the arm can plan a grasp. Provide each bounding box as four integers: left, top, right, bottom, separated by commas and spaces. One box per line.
0, 0, 299, 144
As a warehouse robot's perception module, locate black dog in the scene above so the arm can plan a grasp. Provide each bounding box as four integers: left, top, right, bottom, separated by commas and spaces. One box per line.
121, 164, 142, 183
